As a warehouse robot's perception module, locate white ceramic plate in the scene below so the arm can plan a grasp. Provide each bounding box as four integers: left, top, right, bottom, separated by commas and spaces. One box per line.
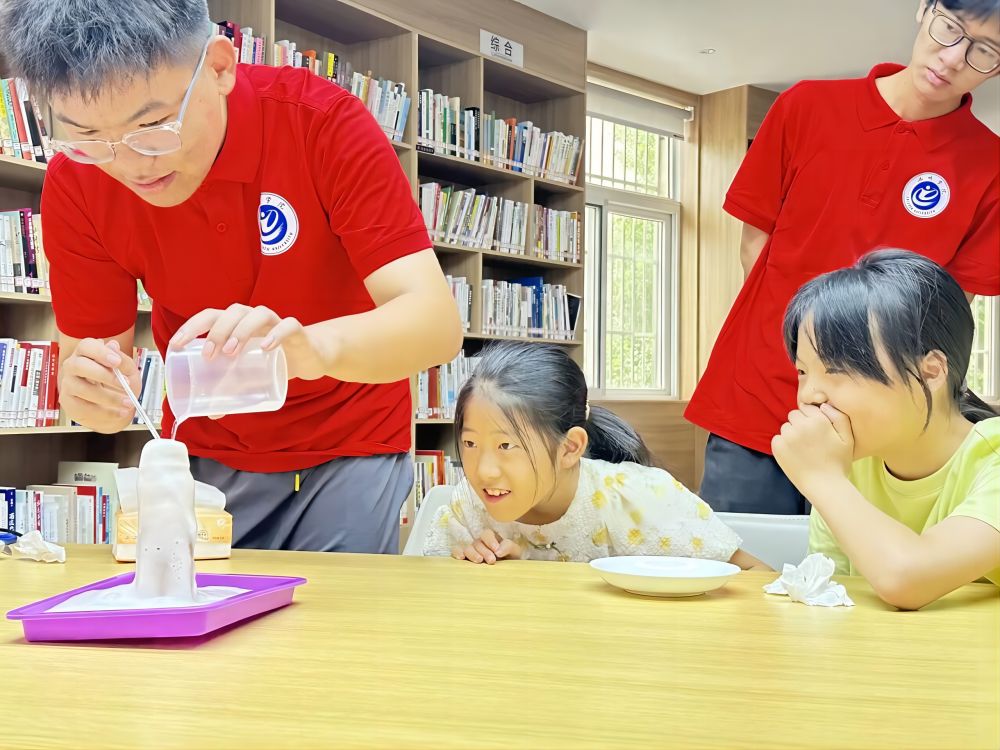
590, 556, 741, 597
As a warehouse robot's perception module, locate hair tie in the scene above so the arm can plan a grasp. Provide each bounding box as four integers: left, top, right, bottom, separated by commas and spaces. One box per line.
585, 401, 591, 420
959, 378, 969, 396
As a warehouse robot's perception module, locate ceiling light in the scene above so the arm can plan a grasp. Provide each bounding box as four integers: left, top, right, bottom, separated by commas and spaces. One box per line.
699, 48, 717, 55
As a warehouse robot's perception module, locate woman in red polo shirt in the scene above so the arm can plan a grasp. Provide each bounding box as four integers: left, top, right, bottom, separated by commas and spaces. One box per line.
0, 0, 463, 552
687, 0, 1000, 515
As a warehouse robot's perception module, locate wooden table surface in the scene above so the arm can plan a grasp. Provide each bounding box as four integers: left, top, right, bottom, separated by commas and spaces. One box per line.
2, 547, 998, 750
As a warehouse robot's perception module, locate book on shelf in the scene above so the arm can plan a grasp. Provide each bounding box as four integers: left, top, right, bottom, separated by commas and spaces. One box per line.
1, 482, 112, 544
271, 38, 410, 143
416, 90, 479, 161
419, 182, 528, 254
532, 206, 581, 264
215, 20, 266, 65
415, 349, 481, 420
414, 450, 464, 510
446, 275, 472, 332
0, 338, 59, 428
58, 460, 121, 541
0, 77, 52, 163
129, 348, 165, 426
480, 114, 582, 184
481, 277, 577, 340
0, 209, 47, 295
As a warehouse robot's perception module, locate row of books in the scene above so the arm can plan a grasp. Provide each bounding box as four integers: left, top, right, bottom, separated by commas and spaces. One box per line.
216, 20, 265, 65
447, 275, 472, 332
0, 208, 46, 294
2, 465, 118, 544
419, 182, 528, 253
415, 349, 481, 420
272, 38, 409, 142
481, 116, 582, 184
129, 349, 165, 427
0, 77, 52, 162
348, 74, 410, 143
0, 339, 59, 428
417, 91, 479, 159
533, 206, 581, 264
273, 40, 353, 88
481, 277, 580, 340
1, 204, 154, 306
0, 339, 163, 430
415, 90, 582, 185
414, 450, 464, 510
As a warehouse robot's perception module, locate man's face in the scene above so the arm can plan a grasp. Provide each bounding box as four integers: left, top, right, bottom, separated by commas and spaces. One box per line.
909, 1, 1000, 102
49, 37, 237, 207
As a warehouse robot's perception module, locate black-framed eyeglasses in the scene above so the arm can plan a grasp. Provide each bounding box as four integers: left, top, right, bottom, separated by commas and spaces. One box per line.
50, 34, 213, 164
927, 1, 1000, 74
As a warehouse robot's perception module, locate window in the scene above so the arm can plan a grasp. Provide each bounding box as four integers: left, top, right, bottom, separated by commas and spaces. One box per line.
968, 295, 1000, 401
584, 106, 685, 397
586, 115, 680, 198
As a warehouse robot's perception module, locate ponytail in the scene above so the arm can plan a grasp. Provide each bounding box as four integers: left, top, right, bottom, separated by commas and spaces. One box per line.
960, 388, 999, 424
584, 405, 654, 466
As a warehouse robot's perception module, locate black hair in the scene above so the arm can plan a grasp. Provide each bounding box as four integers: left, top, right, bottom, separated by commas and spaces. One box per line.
783, 248, 998, 427
454, 342, 654, 469
934, 0, 1000, 22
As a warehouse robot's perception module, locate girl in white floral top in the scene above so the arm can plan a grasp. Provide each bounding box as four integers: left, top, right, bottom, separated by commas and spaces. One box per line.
420, 342, 769, 569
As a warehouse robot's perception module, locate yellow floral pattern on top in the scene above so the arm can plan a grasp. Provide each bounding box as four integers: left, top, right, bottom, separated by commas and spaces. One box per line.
420, 458, 742, 562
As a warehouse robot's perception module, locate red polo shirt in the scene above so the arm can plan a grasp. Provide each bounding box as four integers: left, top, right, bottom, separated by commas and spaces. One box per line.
686, 63, 1000, 455
42, 65, 431, 472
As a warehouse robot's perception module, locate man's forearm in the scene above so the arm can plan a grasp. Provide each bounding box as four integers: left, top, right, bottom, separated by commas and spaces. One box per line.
739, 223, 769, 280
308, 289, 463, 383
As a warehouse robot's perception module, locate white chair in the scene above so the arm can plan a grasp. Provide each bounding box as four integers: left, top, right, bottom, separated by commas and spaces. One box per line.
716, 512, 810, 570
402, 484, 455, 556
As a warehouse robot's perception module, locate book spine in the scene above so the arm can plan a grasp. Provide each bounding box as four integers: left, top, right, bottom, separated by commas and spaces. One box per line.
1, 80, 22, 158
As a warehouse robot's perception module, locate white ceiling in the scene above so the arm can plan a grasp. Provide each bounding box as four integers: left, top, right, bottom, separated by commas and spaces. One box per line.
516, 0, 1000, 131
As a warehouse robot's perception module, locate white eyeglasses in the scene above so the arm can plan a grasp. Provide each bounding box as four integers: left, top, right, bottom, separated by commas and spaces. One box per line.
50, 37, 212, 164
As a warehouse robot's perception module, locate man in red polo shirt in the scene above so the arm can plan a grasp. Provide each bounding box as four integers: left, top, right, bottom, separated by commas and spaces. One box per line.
0, 0, 463, 551
687, 0, 1000, 514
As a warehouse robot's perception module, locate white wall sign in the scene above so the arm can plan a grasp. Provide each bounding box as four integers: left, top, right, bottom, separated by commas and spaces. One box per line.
480, 29, 524, 68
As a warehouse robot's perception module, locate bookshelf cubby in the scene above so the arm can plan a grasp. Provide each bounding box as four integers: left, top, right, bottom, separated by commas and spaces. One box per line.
1, 0, 586, 539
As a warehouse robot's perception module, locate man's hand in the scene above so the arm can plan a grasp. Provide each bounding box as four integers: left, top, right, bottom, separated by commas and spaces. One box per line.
59, 338, 141, 433
170, 304, 337, 381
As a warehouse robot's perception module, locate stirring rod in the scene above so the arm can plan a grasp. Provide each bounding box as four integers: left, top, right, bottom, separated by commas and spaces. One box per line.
113, 368, 159, 440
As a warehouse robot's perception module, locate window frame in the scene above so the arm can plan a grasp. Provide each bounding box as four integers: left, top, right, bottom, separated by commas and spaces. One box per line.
585, 186, 680, 400
969, 294, 1000, 403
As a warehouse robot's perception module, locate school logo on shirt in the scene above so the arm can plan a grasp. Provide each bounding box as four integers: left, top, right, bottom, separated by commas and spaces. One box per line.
902, 173, 950, 219
258, 192, 299, 256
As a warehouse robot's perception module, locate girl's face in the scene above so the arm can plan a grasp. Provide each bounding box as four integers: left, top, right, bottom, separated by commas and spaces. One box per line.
459, 395, 574, 523
793, 321, 941, 460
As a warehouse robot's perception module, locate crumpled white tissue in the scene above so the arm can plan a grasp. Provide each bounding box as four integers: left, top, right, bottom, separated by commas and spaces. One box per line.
763, 553, 854, 607
115, 467, 226, 512
6, 530, 66, 563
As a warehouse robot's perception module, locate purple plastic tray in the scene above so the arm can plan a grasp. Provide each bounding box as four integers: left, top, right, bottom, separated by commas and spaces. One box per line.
7, 572, 306, 642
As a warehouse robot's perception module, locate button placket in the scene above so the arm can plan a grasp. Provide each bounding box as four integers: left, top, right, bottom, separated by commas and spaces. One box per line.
860, 127, 910, 208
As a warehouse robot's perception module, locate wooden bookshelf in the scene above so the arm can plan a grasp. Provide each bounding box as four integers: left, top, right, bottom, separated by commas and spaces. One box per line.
0, 153, 46, 191
0, 0, 586, 538
0, 424, 159, 437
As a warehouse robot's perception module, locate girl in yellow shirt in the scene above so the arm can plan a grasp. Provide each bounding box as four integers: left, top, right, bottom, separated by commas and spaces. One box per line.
773, 249, 1000, 610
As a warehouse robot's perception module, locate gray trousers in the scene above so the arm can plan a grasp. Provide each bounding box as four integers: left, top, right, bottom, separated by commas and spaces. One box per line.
189, 453, 413, 553
699, 433, 809, 515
